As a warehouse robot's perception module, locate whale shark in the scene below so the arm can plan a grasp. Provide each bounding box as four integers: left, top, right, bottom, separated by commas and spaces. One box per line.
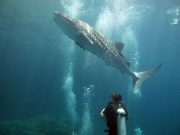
53, 11, 162, 92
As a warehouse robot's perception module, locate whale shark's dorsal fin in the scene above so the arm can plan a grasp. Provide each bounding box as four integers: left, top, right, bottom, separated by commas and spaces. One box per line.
114, 42, 124, 53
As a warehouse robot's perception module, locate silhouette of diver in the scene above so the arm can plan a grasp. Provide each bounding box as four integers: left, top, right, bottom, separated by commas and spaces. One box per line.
100, 93, 128, 135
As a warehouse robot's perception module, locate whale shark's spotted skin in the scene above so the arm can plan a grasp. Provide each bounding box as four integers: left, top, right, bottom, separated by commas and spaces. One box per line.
53, 11, 162, 92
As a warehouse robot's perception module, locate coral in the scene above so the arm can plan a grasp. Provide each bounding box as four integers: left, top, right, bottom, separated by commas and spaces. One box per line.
0, 114, 72, 135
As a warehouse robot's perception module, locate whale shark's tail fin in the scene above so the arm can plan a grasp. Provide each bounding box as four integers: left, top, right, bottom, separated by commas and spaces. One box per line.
132, 63, 163, 93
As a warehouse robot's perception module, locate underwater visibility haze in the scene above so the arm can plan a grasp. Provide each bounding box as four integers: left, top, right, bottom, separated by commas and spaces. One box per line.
0, 0, 180, 135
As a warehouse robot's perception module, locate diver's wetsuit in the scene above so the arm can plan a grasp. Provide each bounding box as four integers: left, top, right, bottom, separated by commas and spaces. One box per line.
104, 100, 128, 135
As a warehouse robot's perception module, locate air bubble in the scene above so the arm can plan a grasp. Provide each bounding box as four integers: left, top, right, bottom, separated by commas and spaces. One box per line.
166, 6, 180, 26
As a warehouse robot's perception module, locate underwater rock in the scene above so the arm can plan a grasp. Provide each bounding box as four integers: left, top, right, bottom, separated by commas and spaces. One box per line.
0, 114, 72, 135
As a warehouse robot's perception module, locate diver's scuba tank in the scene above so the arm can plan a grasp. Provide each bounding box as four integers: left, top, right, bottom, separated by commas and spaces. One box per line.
117, 107, 126, 135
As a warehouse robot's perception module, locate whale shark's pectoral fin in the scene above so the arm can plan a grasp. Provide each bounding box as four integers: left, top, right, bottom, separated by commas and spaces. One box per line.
76, 31, 93, 45
75, 41, 85, 50
114, 42, 124, 53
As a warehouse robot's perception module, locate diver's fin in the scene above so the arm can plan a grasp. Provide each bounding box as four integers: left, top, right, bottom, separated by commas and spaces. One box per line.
132, 63, 163, 92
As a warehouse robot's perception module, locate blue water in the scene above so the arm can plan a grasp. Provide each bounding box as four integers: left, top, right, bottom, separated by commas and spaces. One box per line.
0, 0, 180, 135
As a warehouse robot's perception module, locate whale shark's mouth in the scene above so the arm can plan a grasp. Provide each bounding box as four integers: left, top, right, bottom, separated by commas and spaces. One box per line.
53, 11, 69, 18
53, 11, 76, 26
53, 11, 82, 32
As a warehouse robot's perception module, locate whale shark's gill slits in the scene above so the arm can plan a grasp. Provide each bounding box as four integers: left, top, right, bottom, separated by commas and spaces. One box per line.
96, 35, 104, 48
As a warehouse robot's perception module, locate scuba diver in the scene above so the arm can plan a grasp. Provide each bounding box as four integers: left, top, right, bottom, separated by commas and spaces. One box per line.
100, 93, 128, 135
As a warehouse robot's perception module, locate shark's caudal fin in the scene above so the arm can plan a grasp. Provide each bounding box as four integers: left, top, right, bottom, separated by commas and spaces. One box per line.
132, 63, 163, 93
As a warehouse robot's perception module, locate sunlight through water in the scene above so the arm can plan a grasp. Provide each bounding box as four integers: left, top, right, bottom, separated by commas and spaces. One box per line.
95, 0, 141, 95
